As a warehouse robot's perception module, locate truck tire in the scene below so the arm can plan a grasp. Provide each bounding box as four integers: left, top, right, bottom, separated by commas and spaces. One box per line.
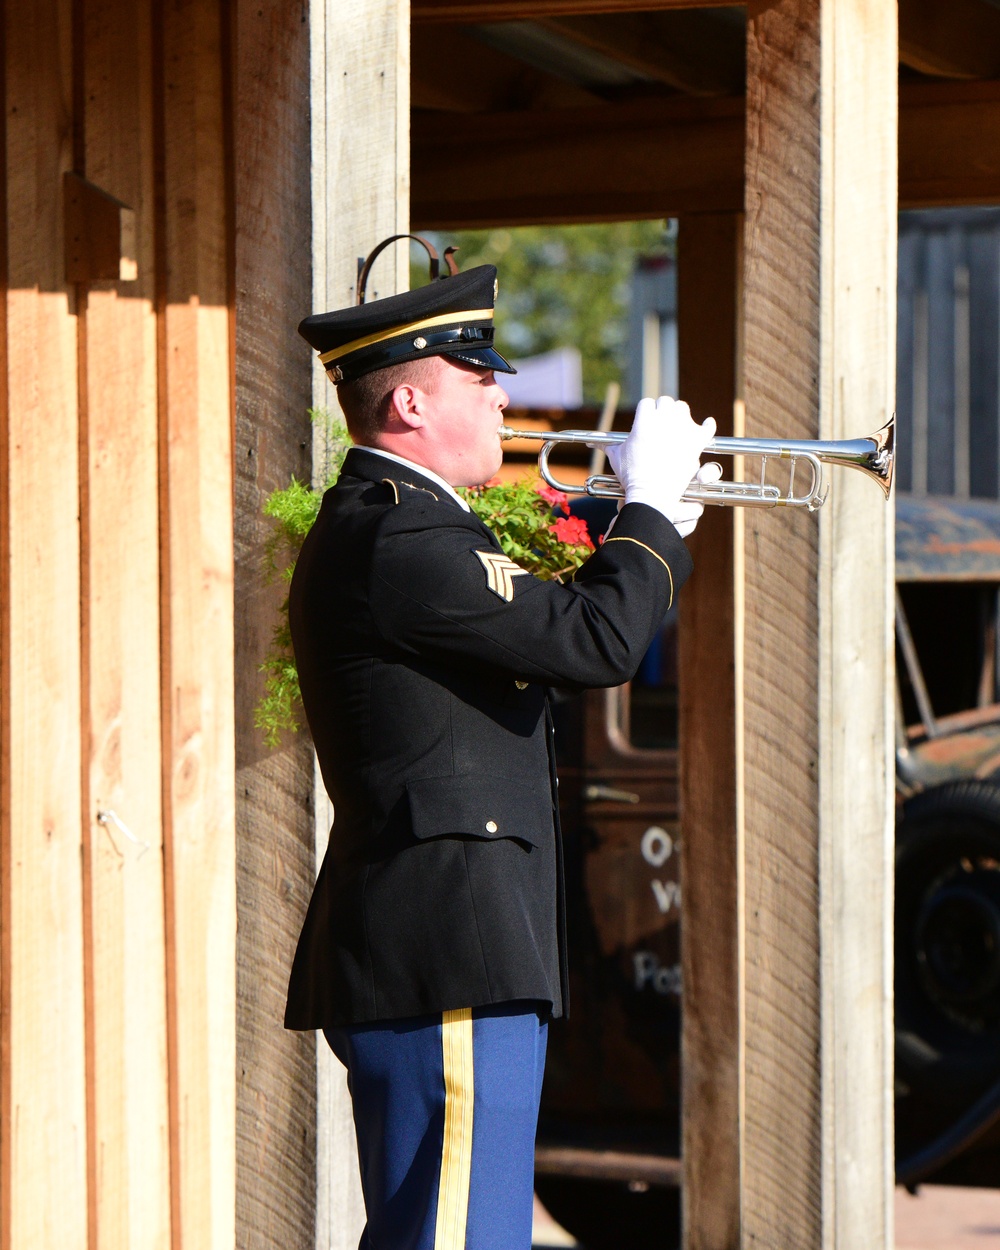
534, 1175, 680, 1250
896, 780, 1000, 1170
898, 780, 1000, 1043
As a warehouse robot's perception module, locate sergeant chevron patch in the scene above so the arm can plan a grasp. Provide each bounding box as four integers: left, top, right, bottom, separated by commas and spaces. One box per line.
475, 550, 529, 602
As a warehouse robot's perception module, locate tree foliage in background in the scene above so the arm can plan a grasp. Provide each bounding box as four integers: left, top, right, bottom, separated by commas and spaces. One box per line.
255, 409, 352, 748
412, 222, 674, 404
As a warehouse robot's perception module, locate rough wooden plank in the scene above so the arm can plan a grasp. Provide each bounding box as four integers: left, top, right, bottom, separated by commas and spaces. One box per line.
816, 1, 895, 1244
742, 2, 824, 1243
537, 12, 745, 96
899, 0, 1000, 79
156, 0, 236, 1244
311, 2, 409, 1244
412, 96, 745, 229
2, 0, 89, 1246
411, 24, 606, 113
232, 2, 316, 1248
412, 80, 1000, 231
899, 81, 1000, 208
0, 6, 9, 1238
78, 3, 171, 1248
413, 0, 734, 21
741, 1, 895, 1246
676, 211, 740, 1250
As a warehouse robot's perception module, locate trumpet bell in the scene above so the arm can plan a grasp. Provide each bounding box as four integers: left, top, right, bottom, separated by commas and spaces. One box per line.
866, 415, 895, 499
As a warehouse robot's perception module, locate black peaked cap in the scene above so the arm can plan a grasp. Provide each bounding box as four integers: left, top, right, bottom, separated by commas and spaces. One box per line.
299, 264, 516, 384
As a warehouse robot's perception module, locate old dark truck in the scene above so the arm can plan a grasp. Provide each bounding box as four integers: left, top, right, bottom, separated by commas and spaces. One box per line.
532, 492, 1000, 1249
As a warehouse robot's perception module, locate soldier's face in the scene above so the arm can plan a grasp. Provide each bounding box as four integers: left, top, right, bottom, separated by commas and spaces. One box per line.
418, 357, 510, 487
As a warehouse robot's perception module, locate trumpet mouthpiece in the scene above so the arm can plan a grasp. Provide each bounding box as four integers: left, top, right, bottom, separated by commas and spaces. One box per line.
499, 425, 516, 441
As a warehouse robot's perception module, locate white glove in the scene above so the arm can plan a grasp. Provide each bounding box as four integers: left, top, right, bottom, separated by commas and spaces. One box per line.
605, 396, 717, 531
669, 461, 724, 538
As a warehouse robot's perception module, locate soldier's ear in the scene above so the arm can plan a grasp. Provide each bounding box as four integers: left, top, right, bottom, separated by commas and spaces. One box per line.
388, 383, 423, 430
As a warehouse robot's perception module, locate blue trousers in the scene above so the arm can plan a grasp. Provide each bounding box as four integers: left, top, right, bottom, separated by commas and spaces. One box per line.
325, 1002, 548, 1250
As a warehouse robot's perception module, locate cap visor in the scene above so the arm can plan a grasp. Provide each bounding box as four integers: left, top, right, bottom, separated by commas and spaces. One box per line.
443, 346, 517, 374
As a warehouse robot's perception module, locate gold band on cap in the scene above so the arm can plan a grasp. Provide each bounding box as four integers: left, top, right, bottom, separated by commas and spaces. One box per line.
318, 308, 494, 365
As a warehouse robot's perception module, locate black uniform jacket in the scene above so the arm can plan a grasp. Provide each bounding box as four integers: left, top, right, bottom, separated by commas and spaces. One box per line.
283, 447, 693, 1029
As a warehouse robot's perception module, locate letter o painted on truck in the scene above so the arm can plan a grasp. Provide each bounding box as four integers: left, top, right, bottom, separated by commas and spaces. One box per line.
641, 826, 673, 868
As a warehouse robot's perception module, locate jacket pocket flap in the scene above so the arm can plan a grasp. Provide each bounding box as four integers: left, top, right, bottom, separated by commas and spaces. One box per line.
407, 774, 550, 847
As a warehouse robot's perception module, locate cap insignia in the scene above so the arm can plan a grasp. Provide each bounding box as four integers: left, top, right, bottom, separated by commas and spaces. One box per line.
475, 550, 529, 602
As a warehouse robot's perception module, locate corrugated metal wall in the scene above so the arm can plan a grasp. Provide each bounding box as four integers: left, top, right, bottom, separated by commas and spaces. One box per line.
897, 207, 1000, 499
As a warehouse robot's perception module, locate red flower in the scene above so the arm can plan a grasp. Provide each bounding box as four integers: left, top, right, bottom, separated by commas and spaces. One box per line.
548, 515, 594, 550
535, 482, 569, 510
482, 476, 503, 489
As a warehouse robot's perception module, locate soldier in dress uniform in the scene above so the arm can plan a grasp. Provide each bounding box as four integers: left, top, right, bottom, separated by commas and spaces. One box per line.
286, 254, 716, 1250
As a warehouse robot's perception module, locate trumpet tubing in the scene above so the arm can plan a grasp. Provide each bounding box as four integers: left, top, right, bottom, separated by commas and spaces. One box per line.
499, 417, 895, 510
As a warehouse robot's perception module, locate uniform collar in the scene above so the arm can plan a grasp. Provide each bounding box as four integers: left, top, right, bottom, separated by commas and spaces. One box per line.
344, 446, 471, 511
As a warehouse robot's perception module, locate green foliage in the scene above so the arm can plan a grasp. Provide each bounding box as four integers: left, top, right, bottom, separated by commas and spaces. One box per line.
255, 419, 596, 747
411, 222, 675, 404
254, 409, 351, 749
459, 477, 594, 583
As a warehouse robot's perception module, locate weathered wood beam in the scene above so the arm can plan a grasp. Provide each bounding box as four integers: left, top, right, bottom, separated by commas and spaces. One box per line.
413, 0, 737, 21
677, 211, 740, 1250
412, 96, 745, 227
741, 7, 824, 1240
412, 24, 605, 112
79, 2, 171, 1245
233, 1, 317, 1248
899, 0, 1000, 79
537, 12, 744, 96
740, 0, 895, 1245
413, 80, 1000, 229
157, 0, 236, 1241
899, 80, 1000, 207
2, 1, 89, 1244
310, 2, 409, 1246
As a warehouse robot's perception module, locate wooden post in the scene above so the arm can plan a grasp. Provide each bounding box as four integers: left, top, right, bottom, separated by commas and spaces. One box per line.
157, 0, 236, 1244
233, 2, 317, 1248
2, 3, 237, 1245
78, 2, 171, 1247
310, 2, 409, 1245
1, 2, 89, 1246
740, 2, 895, 1246
678, 211, 741, 1250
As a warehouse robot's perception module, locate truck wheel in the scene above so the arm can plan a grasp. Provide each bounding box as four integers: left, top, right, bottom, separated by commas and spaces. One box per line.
897, 780, 1000, 1045
896, 780, 1000, 1167
534, 1176, 680, 1250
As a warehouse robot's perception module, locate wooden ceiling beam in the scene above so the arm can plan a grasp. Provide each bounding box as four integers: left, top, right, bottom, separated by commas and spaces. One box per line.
411, 81, 1000, 228
413, 0, 738, 23
899, 80, 1000, 206
412, 25, 605, 111
536, 12, 744, 96
899, 0, 1000, 79
412, 96, 744, 226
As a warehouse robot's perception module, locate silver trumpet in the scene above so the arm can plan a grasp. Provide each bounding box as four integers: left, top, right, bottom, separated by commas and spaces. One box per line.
499, 416, 895, 510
